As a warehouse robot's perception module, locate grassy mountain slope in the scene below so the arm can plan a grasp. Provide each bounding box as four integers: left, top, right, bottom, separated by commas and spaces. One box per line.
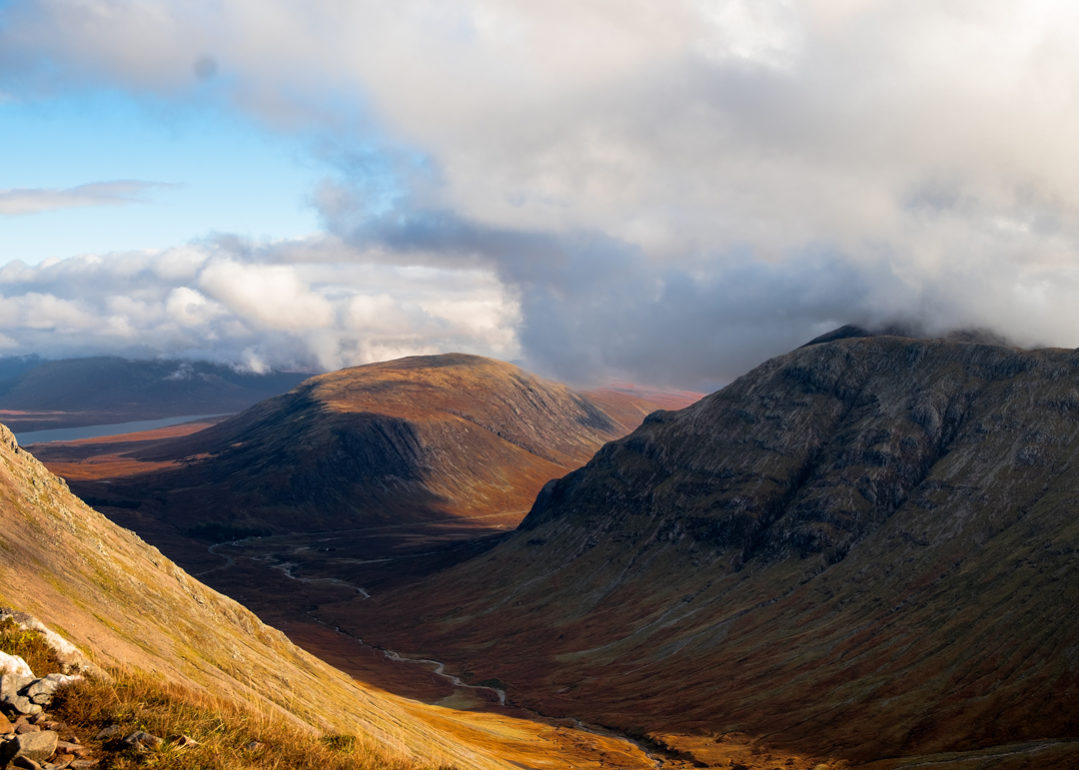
0, 422, 510, 767
338, 335, 1079, 767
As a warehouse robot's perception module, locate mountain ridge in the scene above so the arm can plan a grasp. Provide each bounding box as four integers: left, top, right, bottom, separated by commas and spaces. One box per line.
336, 333, 1079, 767
48, 353, 684, 547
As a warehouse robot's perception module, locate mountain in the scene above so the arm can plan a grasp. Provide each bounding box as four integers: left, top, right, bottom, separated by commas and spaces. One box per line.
337, 333, 1079, 768
49, 353, 683, 542
0, 356, 312, 431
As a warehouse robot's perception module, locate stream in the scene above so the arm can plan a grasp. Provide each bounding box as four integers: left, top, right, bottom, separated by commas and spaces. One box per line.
382, 648, 506, 705
203, 538, 670, 768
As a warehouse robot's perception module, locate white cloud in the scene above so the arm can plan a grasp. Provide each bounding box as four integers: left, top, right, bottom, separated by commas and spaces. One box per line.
165, 286, 222, 326
198, 260, 335, 332
0, 237, 520, 373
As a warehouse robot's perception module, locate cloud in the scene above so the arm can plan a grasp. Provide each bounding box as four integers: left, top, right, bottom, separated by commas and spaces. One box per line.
0, 180, 173, 215
0, 237, 520, 373
3, 2, 1079, 387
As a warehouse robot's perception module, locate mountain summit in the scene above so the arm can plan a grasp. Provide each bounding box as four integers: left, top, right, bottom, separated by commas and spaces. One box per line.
350, 332, 1079, 767
57, 353, 674, 547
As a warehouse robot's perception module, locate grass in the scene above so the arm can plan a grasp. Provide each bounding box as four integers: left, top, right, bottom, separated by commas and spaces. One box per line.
2, 620, 454, 770
0, 615, 64, 675
47, 669, 443, 770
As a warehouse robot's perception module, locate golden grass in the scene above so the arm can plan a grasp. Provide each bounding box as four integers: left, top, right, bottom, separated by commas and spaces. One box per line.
47, 667, 457, 770
0, 615, 64, 675
2, 622, 450, 769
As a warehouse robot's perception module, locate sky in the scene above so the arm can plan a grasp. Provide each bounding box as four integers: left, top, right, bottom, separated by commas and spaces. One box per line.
2, 1, 1079, 390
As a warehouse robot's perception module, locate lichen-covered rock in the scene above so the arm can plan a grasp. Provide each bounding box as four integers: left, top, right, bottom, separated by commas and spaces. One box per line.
0, 676, 42, 717
0, 675, 31, 701
20, 675, 80, 708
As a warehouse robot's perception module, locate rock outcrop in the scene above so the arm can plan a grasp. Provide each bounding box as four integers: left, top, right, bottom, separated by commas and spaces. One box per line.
0, 618, 89, 770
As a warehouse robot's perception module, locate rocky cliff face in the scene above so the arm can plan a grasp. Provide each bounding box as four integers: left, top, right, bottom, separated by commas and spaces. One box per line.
65, 353, 671, 536
347, 334, 1079, 767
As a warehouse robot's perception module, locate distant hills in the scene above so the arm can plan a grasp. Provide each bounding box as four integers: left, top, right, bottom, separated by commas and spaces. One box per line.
341, 332, 1079, 768
0, 355, 313, 431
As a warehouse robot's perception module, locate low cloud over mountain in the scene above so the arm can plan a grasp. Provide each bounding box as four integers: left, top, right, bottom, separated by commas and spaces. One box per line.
4, 2, 1079, 388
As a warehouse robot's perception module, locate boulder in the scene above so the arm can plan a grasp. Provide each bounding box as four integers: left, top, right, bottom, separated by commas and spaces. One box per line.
0, 729, 57, 764
21, 678, 65, 707
0, 675, 31, 701
0, 654, 33, 680
0, 694, 41, 717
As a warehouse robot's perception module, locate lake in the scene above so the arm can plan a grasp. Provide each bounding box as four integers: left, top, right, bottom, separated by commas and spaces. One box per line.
15, 414, 226, 445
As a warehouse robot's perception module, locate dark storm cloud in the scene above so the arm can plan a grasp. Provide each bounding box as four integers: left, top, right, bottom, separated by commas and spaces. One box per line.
322, 200, 907, 388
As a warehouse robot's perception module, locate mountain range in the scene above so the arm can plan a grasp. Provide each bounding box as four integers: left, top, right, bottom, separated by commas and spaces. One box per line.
327, 332, 1079, 768
9, 335, 1078, 768
0, 355, 312, 431
35, 354, 684, 563
1, 416, 721, 768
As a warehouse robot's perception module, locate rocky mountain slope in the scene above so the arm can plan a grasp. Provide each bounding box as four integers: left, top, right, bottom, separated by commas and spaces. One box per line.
53, 353, 677, 539
339, 333, 1079, 767
0, 356, 311, 431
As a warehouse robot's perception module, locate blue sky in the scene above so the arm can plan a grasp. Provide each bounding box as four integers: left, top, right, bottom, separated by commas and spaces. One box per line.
1, 1, 1079, 388
0, 89, 323, 262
